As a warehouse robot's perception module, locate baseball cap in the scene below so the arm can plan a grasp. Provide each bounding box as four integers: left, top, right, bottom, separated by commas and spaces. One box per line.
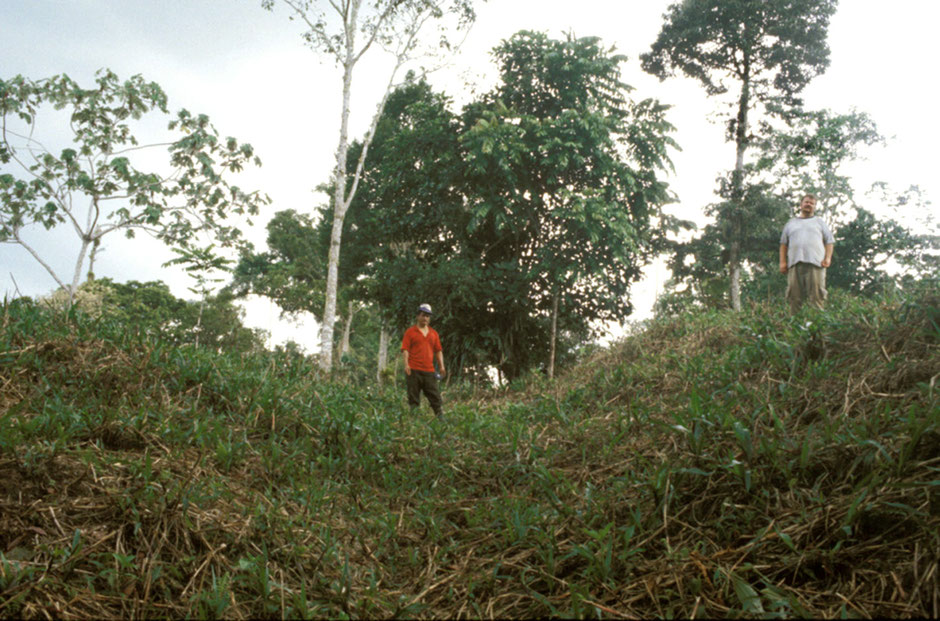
417, 303, 433, 315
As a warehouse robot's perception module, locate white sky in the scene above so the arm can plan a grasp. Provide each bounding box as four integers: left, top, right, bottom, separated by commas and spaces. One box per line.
2, 0, 937, 352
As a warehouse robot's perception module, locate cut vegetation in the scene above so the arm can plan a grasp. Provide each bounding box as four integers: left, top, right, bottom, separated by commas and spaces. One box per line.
1, 288, 938, 618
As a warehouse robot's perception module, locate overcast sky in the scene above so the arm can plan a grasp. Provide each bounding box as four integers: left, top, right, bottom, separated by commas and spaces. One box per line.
2, 0, 937, 351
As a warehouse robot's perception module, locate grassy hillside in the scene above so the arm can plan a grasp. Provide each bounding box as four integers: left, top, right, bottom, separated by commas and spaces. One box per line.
1, 290, 938, 618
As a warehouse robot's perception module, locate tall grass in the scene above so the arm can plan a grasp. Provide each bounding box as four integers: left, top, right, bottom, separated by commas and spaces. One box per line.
1, 289, 937, 618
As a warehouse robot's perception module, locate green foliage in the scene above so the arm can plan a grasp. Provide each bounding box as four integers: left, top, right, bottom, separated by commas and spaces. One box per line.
230, 209, 326, 318
642, 0, 839, 310
641, 0, 838, 106
754, 107, 884, 218
460, 31, 679, 379
829, 205, 938, 296
332, 78, 466, 326
259, 33, 681, 381
657, 104, 937, 314
51, 277, 267, 352
0, 70, 269, 303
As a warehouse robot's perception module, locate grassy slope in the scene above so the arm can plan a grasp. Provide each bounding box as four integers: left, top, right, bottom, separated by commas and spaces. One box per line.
0, 290, 937, 619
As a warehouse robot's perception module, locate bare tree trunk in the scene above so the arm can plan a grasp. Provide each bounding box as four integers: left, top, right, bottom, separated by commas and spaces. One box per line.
194, 299, 205, 348
87, 235, 101, 282
377, 320, 390, 385
729, 238, 742, 311
729, 67, 750, 312
318, 2, 360, 371
67, 236, 92, 309
548, 290, 559, 380
340, 300, 358, 360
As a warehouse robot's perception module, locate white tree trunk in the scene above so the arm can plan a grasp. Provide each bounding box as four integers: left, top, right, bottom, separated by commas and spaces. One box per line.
318, 0, 360, 371
548, 290, 559, 380
377, 320, 390, 384
194, 299, 205, 348
340, 300, 358, 360
67, 237, 92, 309
318, 207, 345, 368
729, 244, 742, 312
729, 70, 750, 313
86, 233, 102, 282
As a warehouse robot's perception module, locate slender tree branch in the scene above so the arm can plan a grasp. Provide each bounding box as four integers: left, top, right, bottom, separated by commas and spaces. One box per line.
353, 0, 410, 64
328, 0, 344, 18
345, 3, 436, 207
10, 229, 68, 292
2, 127, 52, 185
108, 141, 176, 157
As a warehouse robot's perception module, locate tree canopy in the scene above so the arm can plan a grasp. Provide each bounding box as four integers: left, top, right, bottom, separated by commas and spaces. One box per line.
0, 70, 268, 306
642, 0, 838, 104
230, 209, 326, 318
461, 31, 678, 378
238, 32, 679, 381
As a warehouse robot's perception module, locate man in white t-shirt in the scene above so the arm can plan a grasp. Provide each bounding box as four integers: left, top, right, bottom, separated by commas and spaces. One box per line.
779, 194, 835, 313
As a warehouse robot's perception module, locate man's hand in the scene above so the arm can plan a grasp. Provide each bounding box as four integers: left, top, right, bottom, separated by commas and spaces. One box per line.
404, 366, 411, 376
779, 261, 788, 274
820, 258, 831, 268
438, 368, 446, 379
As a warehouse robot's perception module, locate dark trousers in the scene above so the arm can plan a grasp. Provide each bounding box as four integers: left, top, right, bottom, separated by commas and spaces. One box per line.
406, 370, 443, 416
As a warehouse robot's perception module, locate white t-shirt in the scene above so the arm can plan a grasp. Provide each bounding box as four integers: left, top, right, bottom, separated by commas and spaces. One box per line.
780, 216, 835, 267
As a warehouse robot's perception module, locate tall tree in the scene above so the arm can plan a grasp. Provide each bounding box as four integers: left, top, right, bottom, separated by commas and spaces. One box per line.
462, 32, 678, 379
261, 0, 476, 371
0, 71, 268, 307
240, 32, 679, 382
341, 33, 678, 381
642, 0, 838, 310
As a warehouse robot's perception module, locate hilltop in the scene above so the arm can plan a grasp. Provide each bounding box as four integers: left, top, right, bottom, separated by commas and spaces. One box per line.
1, 289, 938, 618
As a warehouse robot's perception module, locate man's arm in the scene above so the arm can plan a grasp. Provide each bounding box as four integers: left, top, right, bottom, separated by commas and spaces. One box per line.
435, 350, 445, 378
402, 350, 411, 375
779, 244, 789, 274
820, 219, 835, 268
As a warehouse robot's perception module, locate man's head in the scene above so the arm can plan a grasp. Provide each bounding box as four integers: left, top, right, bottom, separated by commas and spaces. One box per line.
799, 194, 817, 218
416, 303, 432, 327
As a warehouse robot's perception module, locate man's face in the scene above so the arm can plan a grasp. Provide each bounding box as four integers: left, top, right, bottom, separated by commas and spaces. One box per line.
417, 312, 431, 327
800, 196, 817, 217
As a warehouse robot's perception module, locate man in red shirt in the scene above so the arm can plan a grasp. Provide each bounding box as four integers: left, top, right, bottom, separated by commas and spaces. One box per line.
401, 303, 446, 419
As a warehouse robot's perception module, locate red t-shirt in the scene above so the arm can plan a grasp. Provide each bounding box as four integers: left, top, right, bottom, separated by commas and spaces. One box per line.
401, 325, 442, 373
